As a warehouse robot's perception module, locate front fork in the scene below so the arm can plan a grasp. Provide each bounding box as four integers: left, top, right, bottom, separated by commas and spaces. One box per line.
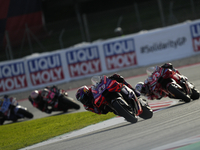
120, 86, 143, 116
132, 97, 143, 116
180, 80, 193, 96
170, 79, 192, 96
173, 74, 192, 96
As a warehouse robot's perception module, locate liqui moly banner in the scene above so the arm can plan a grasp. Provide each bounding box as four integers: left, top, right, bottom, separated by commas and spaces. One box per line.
0, 60, 28, 92
102, 38, 137, 70
27, 54, 65, 86
1, 19, 200, 95
190, 22, 200, 52
65, 46, 102, 78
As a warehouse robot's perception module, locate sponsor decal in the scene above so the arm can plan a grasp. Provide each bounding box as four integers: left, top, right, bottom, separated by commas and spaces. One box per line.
28, 54, 64, 85
103, 39, 137, 70
140, 37, 186, 53
190, 23, 200, 52
0, 62, 27, 92
66, 46, 101, 77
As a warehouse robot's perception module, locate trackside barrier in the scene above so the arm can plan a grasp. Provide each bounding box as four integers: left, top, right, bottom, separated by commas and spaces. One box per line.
1, 19, 200, 95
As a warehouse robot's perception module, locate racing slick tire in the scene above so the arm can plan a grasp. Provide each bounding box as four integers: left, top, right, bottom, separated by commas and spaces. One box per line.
17, 108, 34, 119
59, 95, 80, 110
168, 84, 191, 103
139, 105, 153, 119
112, 98, 138, 123
191, 88, 200, 100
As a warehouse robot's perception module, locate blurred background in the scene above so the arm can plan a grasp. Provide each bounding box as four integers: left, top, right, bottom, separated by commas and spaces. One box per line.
1, 0, 200, 61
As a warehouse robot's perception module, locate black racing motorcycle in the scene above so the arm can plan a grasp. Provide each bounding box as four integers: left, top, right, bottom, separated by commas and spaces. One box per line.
33, 87, 80, 113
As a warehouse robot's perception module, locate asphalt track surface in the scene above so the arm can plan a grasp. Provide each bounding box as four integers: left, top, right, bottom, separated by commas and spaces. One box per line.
5, 54, 200, 149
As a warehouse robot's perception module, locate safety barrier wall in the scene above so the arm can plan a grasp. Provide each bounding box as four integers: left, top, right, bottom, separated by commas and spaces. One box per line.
1, 19, 200, 95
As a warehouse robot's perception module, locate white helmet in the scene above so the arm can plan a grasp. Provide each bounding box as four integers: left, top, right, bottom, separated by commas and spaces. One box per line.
30, 90, 39, 100
135, 82, 144, 93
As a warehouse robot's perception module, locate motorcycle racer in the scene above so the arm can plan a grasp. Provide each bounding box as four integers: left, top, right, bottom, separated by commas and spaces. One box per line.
0, 95, 33, 125
76, 73, 140, 114
29, 85, 67, 114
0, 95, 15, 124
135, 63, 188, 100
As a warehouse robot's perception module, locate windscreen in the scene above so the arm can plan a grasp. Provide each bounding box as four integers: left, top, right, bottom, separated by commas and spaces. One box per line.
146, 66, 156, 76
91, 76, 101, 85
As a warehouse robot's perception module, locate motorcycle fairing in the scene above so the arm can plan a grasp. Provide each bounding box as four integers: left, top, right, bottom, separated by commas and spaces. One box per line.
92, 76, 122, 107
0, 97, 19, 118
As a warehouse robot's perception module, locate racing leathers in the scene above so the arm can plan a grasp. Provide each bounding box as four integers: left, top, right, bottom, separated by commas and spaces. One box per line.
0, 96, 18, 124
83, 73, 140, 114
28, 86, 61, 114
142, 63, 186, 100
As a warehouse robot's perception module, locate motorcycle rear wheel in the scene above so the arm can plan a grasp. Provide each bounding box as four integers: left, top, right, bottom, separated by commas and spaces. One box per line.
59, 96, 80, 110
17, 108, 34, 119
168, 84, 191, 103
112, 99, 138, 123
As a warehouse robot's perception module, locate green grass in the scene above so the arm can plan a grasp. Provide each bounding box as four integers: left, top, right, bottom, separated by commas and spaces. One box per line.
0, 111, 116, 150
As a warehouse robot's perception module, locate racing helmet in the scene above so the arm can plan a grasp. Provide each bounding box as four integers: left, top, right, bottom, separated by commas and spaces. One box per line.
76, 86, 90, 105
30, 90, 39, 102
135, 82, 145, 93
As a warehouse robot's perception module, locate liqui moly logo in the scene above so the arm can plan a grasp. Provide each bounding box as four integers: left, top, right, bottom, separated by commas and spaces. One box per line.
66, 46, 101, 77
103, 39, 137, 70
0, 62, 27, 92
28, 54, 64, 85
190, 23, 200, 52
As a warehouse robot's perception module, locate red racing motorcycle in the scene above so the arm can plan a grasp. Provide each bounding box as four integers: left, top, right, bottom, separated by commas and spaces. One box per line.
91, 75, 153, 123
147, 66, 200, 103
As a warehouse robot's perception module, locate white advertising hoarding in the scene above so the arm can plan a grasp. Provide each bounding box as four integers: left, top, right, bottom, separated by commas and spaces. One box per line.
0, 58, 28, 94
1, 19, 200, 95
100, 36, 138, 73
24, 51, 68, 90
62, 42, 104, 80
134, 22, 193, 66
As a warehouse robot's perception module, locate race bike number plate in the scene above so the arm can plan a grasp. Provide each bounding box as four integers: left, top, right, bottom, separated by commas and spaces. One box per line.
0, 99, 10, 113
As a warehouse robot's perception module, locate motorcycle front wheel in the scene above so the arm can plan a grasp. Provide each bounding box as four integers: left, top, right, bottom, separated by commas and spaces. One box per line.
139, 99, 153, 119
168, 84, 191, 103
112, 98, 138, 123
191, 88, 200, 100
